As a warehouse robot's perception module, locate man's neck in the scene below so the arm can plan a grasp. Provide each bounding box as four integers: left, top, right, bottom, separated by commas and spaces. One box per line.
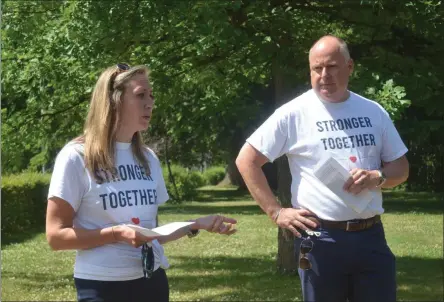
318, 90, 350, 103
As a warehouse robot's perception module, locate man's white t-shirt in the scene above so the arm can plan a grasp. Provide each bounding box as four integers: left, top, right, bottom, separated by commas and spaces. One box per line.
48, 141, 170, 281
247, 89, 408, 221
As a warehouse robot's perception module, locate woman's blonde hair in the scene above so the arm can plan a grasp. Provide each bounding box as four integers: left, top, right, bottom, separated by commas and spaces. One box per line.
75, 64, 151, 182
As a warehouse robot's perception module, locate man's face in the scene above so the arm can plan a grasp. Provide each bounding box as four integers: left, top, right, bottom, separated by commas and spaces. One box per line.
309, 45, 353, 103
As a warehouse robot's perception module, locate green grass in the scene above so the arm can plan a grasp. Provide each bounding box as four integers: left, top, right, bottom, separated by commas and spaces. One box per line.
1, 188, 443, 301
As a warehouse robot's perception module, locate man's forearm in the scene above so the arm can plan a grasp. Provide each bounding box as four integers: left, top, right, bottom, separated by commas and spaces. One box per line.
237, 160, 281, 220
381, 156, 409, 188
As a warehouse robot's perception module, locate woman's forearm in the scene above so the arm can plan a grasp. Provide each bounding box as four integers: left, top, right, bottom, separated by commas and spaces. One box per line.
47, 226, 117, 251
157, 227, 189, 244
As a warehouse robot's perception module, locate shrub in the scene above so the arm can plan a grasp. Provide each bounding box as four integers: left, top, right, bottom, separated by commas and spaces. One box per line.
162, 165, 205, 202
203, 166, 226, 185
1, 173, 51, 238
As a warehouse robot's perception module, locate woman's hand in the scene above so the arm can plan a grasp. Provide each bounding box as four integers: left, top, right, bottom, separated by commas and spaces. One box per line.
193, 215, 237, 235
113, 225, 160, 248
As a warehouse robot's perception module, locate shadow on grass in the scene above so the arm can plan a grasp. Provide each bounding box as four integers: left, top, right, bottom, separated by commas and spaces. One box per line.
396, 256, 444, 301
166, 255, 443, 301
194, 187, 251, 203
160, 204, 264, 216
383, 191, 444, 215
1, 270, 74, 289
1, 225, 45, 248
168, 255, 300, 301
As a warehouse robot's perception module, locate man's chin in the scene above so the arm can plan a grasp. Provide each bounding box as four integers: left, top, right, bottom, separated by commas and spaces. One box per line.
316, 89, 348, 103
316, 90, 334, 100
320, 88, 335, 97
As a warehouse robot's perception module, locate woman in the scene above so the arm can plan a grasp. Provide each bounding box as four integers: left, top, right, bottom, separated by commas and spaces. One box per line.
46, 63, 237, 302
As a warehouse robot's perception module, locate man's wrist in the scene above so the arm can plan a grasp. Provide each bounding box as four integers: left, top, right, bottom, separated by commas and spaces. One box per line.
373, 169, 387, 187
270, 207, 283, 222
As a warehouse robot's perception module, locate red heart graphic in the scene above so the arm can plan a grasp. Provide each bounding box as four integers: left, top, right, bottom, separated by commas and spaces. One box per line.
131, 217, 140, 224
349, 156, 357, 163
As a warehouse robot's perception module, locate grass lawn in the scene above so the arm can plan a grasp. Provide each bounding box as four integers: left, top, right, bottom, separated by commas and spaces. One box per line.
1, 187, 443, 301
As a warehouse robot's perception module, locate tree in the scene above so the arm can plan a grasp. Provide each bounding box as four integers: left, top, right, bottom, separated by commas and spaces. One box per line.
2, 0, 442, 272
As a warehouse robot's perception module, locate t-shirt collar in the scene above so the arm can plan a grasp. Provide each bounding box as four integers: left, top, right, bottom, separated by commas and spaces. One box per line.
116, 142, 132, 150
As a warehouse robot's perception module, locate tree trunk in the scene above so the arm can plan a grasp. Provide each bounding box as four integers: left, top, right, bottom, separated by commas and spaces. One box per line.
273, 59, 299, 274
219, 160, 246, 188
165, 139, 181, 201
276, 155, 298, 274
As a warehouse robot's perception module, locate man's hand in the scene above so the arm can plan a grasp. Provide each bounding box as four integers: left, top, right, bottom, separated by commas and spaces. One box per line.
343, 168, 380, 195
275, 208, 318, 238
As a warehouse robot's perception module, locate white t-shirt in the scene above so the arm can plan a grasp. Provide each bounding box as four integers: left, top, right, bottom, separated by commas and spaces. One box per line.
247, 89, 408, 221
48, 141, 170, 281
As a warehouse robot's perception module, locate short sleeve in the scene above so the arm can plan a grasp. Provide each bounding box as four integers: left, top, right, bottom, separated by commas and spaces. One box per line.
246, 109, 291, 162
380, 109, 408, 162
47, 144, 88, 212
155, 164, 169, 205
146, 148, 169, 205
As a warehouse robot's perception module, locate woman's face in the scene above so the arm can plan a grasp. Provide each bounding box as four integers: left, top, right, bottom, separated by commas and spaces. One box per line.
118, 73, 154, 139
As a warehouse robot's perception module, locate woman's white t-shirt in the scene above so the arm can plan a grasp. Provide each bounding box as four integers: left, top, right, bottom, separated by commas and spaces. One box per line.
48, 141, 170, 281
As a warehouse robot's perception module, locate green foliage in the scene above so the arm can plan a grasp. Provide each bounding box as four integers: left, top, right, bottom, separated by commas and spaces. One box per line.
1, 173, 51, 238
2, 0, 443, 190
365, 79, 411, 121
162, 165, 206, 202
203, 166, 226, 185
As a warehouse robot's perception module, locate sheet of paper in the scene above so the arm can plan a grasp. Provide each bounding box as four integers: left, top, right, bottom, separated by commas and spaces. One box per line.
313, 157, 373, 213
125, 221, 194, 237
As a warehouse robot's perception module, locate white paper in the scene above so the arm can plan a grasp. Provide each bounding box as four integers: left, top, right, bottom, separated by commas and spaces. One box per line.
313, 157, 373, 213
125, 221, 195, 237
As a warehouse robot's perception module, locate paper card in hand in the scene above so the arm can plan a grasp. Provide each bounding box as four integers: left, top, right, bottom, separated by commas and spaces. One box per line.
313, 157, 374, 213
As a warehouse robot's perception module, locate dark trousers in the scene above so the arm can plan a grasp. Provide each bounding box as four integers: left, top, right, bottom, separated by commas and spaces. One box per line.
295, 222, 396, 302
74, 268, 169, 302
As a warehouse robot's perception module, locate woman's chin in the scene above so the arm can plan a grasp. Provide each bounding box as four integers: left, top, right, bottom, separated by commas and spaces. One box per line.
139, 120, 150, 129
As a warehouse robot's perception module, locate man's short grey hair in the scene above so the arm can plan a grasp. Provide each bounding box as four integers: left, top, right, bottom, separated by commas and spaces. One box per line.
337, 39, 351, 61
310, 35, 351, 61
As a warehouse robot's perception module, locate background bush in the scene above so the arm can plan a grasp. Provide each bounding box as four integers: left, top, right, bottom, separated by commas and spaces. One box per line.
1, 165, 226, 238
1, 173, 51, 239
202, 166, 225, 185
162, 165, 206, 202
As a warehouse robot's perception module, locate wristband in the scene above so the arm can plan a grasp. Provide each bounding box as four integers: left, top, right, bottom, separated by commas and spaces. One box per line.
111, 226, 117, 241
376, 169, 387, 187
187, 227, 200, 238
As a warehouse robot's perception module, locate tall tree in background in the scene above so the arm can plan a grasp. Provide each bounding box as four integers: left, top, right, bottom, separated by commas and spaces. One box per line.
2, 0, 442, 272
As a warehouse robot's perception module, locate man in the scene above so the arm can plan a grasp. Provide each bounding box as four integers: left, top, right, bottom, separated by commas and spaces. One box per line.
236, 35, 409, 302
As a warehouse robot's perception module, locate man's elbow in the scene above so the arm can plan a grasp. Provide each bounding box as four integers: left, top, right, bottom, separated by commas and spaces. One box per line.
401, 164, 410, 184
46, 231, 63, 251
399, 157, 410, 184
235, 153, 247, 174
